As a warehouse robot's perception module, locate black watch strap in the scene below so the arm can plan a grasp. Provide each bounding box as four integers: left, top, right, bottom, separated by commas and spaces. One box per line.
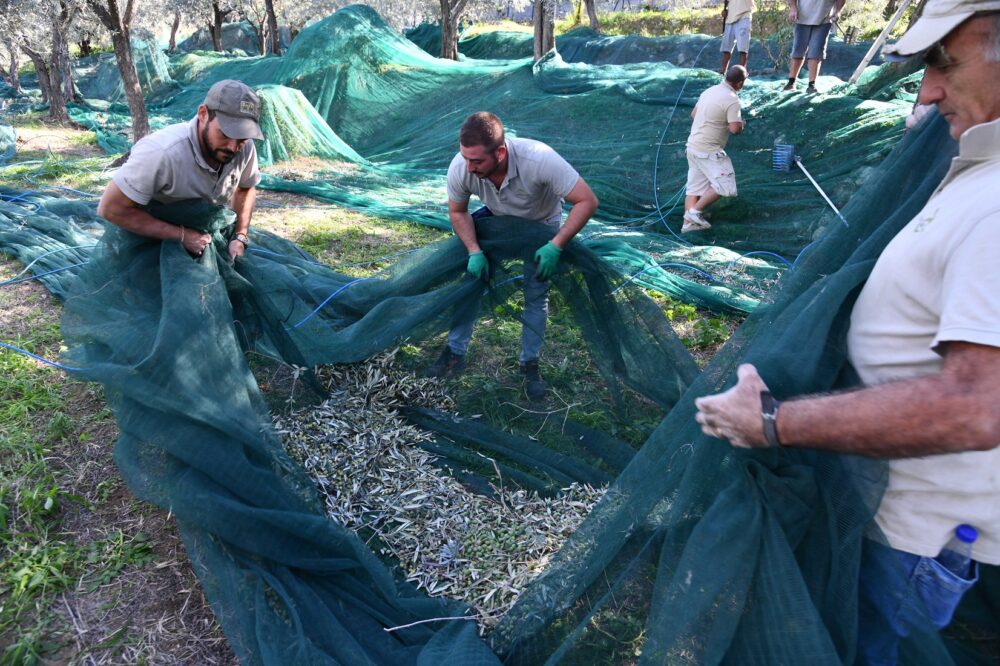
760, 390, 782, 448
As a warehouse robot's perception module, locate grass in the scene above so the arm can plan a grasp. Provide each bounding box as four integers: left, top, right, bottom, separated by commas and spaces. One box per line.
0, 129, 232, 663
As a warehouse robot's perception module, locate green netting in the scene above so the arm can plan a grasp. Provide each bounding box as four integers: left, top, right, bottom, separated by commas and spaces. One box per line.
74, 38, 176, 107
3, 107, 997, 666
0, 124, 14, 163
2, 4, 998, 664
54, 5, 923, 316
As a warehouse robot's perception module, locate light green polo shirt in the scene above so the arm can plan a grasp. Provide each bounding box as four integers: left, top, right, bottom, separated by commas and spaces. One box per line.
113, 117, 260, 207
447, 137, 580, 225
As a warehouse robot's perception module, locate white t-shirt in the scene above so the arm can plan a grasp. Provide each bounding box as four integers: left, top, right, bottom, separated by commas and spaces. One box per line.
446, 137, 579, 225
848, 117, 1000, 564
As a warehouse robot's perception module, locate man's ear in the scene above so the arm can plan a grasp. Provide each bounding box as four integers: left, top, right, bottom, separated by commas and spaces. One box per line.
495, 143, 507, 161
196, 104, 209, 123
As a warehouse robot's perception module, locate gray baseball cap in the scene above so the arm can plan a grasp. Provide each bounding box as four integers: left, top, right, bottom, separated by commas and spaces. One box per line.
203, 79, 264, 141
883, 0, 1000, 59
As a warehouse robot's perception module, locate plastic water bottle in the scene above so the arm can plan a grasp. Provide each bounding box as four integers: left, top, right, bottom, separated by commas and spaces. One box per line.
936, 524, 978, 579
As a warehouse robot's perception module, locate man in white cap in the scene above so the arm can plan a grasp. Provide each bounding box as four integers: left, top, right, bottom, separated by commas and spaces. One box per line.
692, 0, 1000, 660
97, 79, 264, 260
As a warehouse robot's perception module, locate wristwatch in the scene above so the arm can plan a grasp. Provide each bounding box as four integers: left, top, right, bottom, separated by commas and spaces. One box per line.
231, 232, 250, 247
760, 390, 782, 448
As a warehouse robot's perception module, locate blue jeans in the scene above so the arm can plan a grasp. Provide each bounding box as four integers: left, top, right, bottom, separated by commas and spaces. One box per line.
857, 538, 979, 665
447, 208, 556, 364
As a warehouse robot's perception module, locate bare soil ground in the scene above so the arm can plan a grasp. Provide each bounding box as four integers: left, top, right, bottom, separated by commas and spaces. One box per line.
0, 262, 236, 665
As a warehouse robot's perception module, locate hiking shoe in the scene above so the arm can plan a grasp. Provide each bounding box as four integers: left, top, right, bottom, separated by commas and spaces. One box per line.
424, 346, 466, 378
521, 360, 546, 401
806, 81, 818, 94
681, 208, 711, 233
782, 79, 796, 91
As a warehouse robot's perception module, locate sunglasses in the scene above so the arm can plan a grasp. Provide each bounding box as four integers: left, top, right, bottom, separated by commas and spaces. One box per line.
922, 41, 956, 70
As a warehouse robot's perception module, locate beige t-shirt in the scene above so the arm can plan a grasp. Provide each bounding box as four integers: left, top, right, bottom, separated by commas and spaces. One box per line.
447, 137, 579, 225
727, 0, 754, 24
686, 82, 742, 155
113, 117, 260, 207
848, 118, 1000, 564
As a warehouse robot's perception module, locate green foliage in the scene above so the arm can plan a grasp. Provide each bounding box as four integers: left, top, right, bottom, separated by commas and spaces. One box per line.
0, 263, 142, 661
559, 7, 722, 37
84, 531, 155, 591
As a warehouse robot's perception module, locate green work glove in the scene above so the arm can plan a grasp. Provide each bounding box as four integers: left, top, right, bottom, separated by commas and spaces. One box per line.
533, 241, 562, 280
466, 251, 489, 280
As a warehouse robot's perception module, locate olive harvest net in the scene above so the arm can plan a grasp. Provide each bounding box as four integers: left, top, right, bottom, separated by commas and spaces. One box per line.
1, 4, 998, 664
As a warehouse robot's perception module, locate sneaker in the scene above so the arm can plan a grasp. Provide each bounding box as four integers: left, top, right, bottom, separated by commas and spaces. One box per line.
520, 360, 546, 401
782, 78, 796, 91
424, 346, 466, 378
681, 208, 711, 233
806, 81, 818, 94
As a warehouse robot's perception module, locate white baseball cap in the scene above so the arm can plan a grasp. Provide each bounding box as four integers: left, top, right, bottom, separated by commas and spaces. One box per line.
883, 0, 1000, 60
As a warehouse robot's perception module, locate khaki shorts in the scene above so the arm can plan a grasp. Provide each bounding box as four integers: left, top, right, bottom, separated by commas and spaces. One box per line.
685, 150, 737, 197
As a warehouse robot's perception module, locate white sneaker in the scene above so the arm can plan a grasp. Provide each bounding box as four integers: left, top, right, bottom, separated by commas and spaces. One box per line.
681, 209, 711, 233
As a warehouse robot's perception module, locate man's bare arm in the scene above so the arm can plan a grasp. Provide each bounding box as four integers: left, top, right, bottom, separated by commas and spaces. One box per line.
551, 178, 599, 249
228, 185, 256, 259
447, 198, 480, 253
97, 181, 210, 256
695, 341, 1000, 457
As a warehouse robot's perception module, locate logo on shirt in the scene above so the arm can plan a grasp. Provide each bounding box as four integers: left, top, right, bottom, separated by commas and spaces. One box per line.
912, 207, 937, 233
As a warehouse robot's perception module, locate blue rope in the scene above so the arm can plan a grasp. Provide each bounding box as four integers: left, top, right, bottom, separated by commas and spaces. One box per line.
612, 261, 726, 295
791, 239, 820, 269
726, 251, 793, 271
0, 263, 85, 286
0, 245, 95, 283
0, 340, 82, 372
286, 277, 370, 330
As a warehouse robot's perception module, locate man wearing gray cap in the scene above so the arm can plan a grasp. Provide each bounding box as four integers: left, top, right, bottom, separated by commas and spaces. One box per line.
97, 79, 264, 260
691, 0, 1000, 660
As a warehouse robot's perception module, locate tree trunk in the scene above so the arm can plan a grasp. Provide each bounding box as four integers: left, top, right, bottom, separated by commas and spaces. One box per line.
533, 0, 555, 61
78, 37, 93, 57
264, 0, 281, 56
109, 24, 149, 140
6, 42, 21, 93
86, 0, 151, 141
256, 23, 266, 55
54, 26, 75, 104
585, 0, 598, 29
22, 49, 50, 103
440, 15, 458, 59
168, 9, 181, 53
22, 46, 67, 121
211, 0, 224, 51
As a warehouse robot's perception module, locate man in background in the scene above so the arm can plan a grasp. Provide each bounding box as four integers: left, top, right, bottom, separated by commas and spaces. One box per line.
783, 0, 846, 93
721, 0, 754, 73
425, 112, 599, 401
682, 65, 746, 233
